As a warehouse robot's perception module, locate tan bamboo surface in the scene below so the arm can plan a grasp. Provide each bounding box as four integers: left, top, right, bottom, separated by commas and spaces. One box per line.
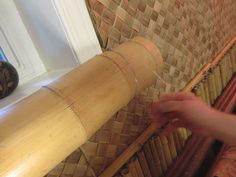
44, 1, 236, 177
0, 37, 163, 177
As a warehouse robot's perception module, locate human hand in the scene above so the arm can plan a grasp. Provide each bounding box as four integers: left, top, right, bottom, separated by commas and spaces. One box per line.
152, 92, 219, 136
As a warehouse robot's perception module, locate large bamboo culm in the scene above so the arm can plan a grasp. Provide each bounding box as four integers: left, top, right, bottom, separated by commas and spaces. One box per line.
0, 37, 163, 177
100, 37, 236, 177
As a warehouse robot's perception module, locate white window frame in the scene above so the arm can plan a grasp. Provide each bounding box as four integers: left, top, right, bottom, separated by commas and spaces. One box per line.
0, 0, 102, 110
0, 0, 46, 85
52, 0, 102, 63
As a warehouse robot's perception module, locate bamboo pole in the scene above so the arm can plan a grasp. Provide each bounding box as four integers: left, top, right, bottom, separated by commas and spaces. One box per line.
0, 37, 163, 177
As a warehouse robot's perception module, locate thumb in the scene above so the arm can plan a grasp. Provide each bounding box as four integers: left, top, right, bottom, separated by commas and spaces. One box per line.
160, 119, 185, 136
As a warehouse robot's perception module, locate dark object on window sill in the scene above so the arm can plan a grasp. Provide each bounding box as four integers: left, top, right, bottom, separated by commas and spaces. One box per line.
0, 61, 19, 99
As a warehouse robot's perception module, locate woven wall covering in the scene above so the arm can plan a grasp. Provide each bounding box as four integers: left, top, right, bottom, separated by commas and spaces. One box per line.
45, 0, 236, 176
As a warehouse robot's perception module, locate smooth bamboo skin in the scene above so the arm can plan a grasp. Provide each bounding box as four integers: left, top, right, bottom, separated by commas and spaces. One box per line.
0, 37, 163, 177
0, 88, 87, 177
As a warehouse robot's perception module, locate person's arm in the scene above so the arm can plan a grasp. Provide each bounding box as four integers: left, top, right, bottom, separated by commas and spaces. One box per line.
152, 92, 236, 146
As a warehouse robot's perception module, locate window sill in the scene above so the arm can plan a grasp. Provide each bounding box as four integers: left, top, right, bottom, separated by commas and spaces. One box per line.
0, 68, 73, 110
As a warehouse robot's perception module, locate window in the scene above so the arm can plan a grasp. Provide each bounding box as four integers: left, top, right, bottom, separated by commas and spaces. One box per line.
0, 0, 101, 109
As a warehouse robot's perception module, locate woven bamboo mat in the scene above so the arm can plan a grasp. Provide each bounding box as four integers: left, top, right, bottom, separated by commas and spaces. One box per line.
45, 0, 236, 176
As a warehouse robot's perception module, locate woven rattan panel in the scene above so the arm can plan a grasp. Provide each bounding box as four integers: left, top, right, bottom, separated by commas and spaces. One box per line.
45, 0, 236, 176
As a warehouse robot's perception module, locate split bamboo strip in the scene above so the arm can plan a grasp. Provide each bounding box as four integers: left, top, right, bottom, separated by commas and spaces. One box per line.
132, 158, 145, 177
154, 136, 168, 172
219, 60, 227, 89
199, 82, 207, 102
149, 138, 163, 176
193, 85, 201, 98
181, 128, 189, 143
127, 160, 139, 177
227, 54, 233, 80
159, 135, 173, 167
167, 133, 178, 160
215, 65, 223, 96
203, 78, 211, 105
0, 37, 163, 177
137, 151, 152, 177
207, 73, 216, 103
212, 71, 218, 100
173, 131, 182, 153
230, 48, 236, 72
176, 128, 186, 147
224, 55, 231, 83
143, 143, 160, 177
120, 167, 133, 177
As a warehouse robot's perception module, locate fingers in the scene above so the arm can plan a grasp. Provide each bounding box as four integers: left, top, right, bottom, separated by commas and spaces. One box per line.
152, 100, 183, 115
152, 92, 194, 115
159, 119, 185, 135
152, 112, 177, 128
159, 92, 196, 102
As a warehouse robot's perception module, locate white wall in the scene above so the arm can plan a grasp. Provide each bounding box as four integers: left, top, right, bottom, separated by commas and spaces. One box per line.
14, 0, 79, 71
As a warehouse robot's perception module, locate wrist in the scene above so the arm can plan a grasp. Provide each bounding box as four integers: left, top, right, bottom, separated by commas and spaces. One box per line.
202, 110, 223, 137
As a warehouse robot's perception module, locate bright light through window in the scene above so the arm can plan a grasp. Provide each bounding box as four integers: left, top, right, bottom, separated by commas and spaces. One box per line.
0, 47, 8, 62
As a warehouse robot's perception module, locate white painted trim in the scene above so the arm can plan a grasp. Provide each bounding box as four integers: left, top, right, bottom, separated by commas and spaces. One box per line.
0, 68, 73, 111
0, 0, 46, 84
52, 0, 102, 63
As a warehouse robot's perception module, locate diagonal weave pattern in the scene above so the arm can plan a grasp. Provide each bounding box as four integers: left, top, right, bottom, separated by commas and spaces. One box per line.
46, 0, 236, 176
